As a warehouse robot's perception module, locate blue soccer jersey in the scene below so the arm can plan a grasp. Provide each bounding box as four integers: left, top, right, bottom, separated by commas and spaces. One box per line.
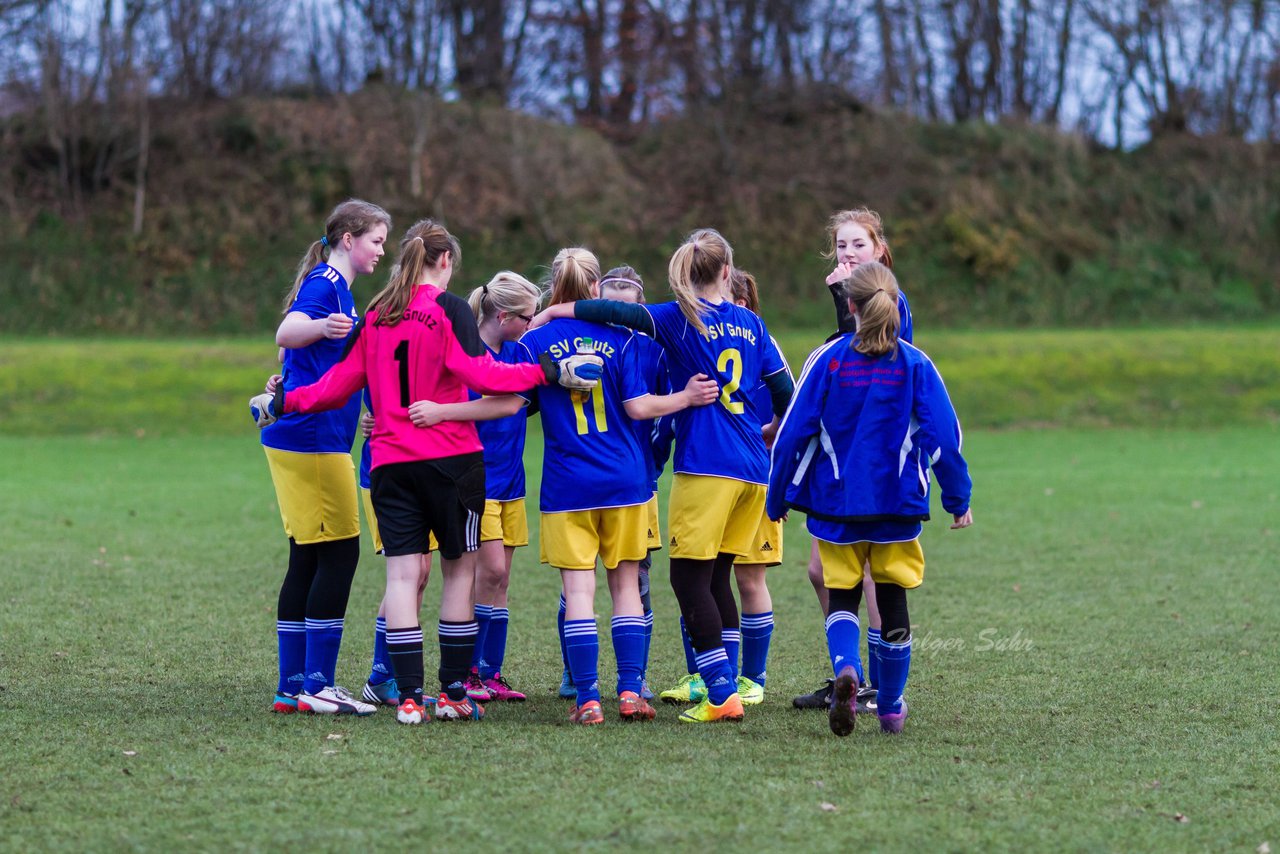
472, 341, 530, 502
515, 320, 651, 513
630, 333, 668, 490
358, 389, 373, 489
262, 264, 362, 454
646, 301, 787, 484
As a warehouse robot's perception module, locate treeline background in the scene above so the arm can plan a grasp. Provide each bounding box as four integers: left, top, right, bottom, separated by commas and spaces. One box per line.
1, 0, 1278, 334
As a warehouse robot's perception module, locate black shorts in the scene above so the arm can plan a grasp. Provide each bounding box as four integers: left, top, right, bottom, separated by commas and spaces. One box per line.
369, 453, 485, 560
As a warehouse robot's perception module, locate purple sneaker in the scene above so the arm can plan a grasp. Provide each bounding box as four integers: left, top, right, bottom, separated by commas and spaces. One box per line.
828, 665, 859, 737
878, 699, 908, 734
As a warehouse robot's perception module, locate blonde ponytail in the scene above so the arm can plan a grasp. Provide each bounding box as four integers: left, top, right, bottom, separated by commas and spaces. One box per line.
667, 228, 733, 337
844, 262, 901, 357
468, 271, 542, 322
548, 247, 601, 306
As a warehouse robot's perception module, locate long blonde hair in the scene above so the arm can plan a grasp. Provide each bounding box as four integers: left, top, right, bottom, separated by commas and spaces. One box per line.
846, 262, 901, 357
283, 199, 391, 312
547, 247, 601, 306
823, 207, 894, 269
468, 271, 542, 322
367, 219, 460, 326
667, 228, 733, 336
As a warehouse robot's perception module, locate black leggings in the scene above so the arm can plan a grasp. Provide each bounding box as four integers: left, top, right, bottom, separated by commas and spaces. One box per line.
277, 536, 361, 623
669, 553, 739, 652
826, 581, 910, 643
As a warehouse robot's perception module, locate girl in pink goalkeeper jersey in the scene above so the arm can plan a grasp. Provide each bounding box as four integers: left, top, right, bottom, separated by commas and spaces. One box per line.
268, 218, 596, 725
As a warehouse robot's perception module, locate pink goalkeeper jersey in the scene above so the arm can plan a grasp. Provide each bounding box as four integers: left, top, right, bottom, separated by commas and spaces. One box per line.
283, 283, 550, 469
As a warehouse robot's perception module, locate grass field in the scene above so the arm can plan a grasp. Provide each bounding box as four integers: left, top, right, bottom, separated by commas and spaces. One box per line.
2, 331, 1279, 851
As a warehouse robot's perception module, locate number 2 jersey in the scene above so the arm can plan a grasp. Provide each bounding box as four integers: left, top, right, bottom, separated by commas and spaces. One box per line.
645, 301, 787, 485
515, 319, 651, 513
280, 283, 551, 471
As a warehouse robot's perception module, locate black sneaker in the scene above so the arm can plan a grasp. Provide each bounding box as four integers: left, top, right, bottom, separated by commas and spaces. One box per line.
792, 678, 834, 709
856, 684, 878, 715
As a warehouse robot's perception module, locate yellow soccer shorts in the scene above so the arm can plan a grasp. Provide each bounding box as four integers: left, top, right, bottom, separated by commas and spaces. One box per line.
816, 537, 925, 590
481, 498, 530, 548
739, 513, 783, 566
362, 487, 437, 555
541, 503, 649, 571
645, 494, 661, 552
667, 474, 765, 561
264, 447, 359, 544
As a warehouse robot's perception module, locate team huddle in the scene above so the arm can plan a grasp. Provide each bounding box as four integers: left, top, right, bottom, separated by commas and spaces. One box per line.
248, 200, 972, 736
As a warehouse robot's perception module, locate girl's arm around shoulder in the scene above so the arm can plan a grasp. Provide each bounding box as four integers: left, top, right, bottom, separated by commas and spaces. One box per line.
439, 292, 554, 394
409, 395, 525, 429
623, 373, 719, 421
279, 320, 369, 414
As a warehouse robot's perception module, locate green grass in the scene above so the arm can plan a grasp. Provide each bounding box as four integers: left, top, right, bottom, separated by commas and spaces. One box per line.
2, 427, 1278, 850
3, 327, 1279, 436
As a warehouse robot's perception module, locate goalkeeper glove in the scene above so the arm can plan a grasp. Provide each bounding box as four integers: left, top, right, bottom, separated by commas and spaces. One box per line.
249, 392, 278, 428
538, 352, 604, 390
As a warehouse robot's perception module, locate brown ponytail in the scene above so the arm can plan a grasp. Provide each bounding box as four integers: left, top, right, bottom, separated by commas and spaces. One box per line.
283, 199, 392, 312
367, 219, 460, 326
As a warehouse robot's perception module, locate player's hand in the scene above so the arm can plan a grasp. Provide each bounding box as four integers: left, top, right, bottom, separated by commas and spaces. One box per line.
825, 262, 855, 287
360, 411, 375, 437
265, 374, 282, 394
408, 400, 447, 428
683, 373, 719, 406
322, 312, 353, 339
249, 393, 277, 428
557, 353, 604, 390
951, 509, 973, 529
761, 419, 779, 449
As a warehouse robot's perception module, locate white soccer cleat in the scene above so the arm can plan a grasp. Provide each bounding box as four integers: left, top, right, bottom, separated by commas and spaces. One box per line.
297, 685, 377, 716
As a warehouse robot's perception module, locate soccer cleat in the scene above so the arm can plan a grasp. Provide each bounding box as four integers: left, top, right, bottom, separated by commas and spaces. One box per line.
569, 700, 605, 725
640, 679, 655, 701
878, 699, 908, 734
828, 666, 859, 737
557, 668, 576, 699
297, 685, 377, 716
856, 685, 878, 715
736, 676, 765, 706
678, 693, 745, 724
362, 678, 400, 707
659, 673, 706, 705
482, 673, 527, 702
272, 692, 299, 714
435, 694, 484, 721
396, 697, 429, 725
618, 691, 656, 722
792, 678, 834, 710
466, 669, 494, 703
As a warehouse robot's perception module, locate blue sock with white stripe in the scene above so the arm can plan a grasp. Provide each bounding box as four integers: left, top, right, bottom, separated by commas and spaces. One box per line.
825, 610, 864, 683
740, 611, 774, 685
679, 617, 697, 676
302, 617, 344, 695
367, 616, 391, 686
866, 627, 883, 690
611, 615, 647, 695
481, 607, 509, 679
472, 604, 493, 670
876, 636, 912, 716
276, 620, 306, 695
557, 594, 569, 672
721, 628, 742, 682
564, 619, 600, 704
695, 647, 736, 704
641, 610, 654, 682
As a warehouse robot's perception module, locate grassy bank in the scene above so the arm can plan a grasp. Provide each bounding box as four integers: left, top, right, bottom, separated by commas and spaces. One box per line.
3, 327, 1277, 437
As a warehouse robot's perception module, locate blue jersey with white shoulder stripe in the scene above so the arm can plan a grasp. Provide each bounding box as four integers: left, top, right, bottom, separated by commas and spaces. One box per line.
262, 264, 362, 454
